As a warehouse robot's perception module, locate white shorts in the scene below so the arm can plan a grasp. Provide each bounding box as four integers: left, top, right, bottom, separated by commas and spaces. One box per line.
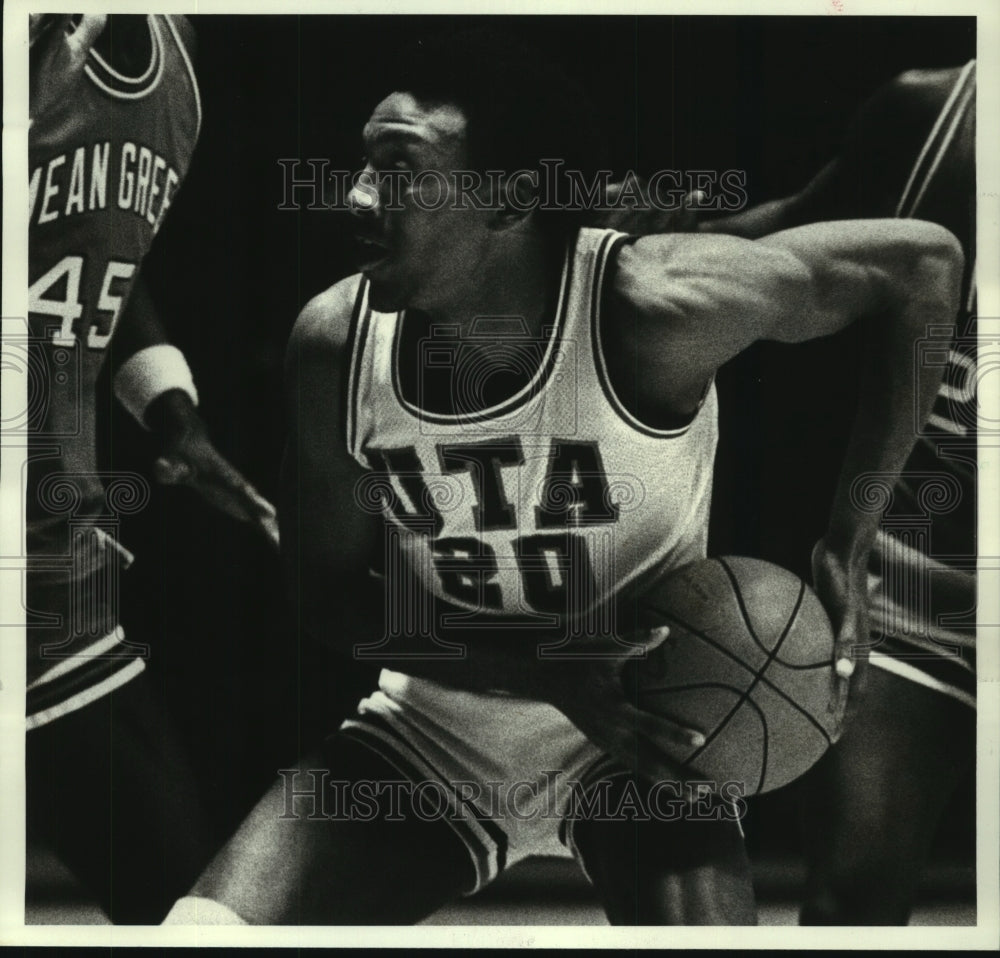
339, 669, 623, 894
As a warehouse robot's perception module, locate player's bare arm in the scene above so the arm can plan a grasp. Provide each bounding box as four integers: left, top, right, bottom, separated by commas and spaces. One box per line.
612, 218, 963, 718
29, 15, 108, 125
693, 67, 975, 716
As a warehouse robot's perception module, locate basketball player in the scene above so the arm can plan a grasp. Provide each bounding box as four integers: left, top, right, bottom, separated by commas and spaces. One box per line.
702, 63, 977, 925
26, 14, 276, 922
163, 36, 963, 925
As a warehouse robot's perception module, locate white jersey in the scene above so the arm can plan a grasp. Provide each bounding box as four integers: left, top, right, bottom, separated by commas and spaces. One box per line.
345, 227, 718, 631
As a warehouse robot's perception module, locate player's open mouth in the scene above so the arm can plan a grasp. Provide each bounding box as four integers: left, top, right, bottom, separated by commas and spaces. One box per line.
354, 236, 391, 272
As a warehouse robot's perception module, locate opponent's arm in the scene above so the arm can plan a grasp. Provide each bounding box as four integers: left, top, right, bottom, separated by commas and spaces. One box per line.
111, 277, 278, 545
701, 154, 849, 239
618, 219, 963, 720
702, 70, 939, 238
29, 14, 107, 126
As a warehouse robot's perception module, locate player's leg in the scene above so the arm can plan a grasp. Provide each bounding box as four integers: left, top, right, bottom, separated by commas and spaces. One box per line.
26, 671, 208, 924
572, 776, 757, 925
177, 733, 477, 925
798, 666, 974, 925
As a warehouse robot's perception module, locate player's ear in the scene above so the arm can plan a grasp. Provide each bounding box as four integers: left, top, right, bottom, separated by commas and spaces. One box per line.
489, 171, 538, 231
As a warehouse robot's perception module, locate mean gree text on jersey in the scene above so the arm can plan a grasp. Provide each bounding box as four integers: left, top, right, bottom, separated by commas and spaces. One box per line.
29, 140, 181, 235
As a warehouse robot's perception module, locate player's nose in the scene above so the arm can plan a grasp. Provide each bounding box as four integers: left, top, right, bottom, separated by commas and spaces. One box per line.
348, 168, 381, 218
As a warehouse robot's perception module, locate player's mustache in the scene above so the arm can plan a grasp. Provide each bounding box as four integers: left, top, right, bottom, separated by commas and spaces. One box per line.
354, 232, 391, 249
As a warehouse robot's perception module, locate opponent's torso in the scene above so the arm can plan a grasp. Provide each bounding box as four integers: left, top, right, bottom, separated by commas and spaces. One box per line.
347, 228, 719, 630
869, 61, 977, 656
27, 14, 200, 547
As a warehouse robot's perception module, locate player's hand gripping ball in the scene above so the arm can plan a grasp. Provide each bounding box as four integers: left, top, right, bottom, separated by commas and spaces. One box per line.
625, 556, 843, 795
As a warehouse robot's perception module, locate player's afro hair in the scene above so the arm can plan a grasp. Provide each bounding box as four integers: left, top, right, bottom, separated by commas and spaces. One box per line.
383, 28, 609, 237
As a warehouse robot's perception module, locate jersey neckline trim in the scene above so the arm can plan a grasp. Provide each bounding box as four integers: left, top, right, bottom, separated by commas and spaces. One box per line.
84, 14, 165, 100
386, 241, 574, 425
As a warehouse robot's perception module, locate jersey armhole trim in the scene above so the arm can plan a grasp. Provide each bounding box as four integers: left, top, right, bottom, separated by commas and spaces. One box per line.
591, 232, 709, 439
345, 278, 372, 461
163, 14, 203, 138
895, 59, 975, 218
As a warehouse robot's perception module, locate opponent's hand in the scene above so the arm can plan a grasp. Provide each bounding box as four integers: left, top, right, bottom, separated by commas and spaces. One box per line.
538, 628, 705, 785
147, 391, 280, 549
811, 537, 870, 737
592, 182, 705, 235
30, 15, 107, 125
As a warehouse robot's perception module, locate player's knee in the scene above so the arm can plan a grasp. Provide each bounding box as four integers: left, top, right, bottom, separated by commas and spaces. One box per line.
803, 740, 900, 847
801, 876, 913, 926
803, 826, 920, 925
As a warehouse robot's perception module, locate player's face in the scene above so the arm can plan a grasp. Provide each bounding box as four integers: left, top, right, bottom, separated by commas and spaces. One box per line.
349, 93, 494, 313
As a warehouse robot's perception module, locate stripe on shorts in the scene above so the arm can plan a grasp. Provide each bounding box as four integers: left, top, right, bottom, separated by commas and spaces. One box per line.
868, 645, 976, 709
27, 656, 145, 730
26, 626, 147, 729
339, 712, 509, 894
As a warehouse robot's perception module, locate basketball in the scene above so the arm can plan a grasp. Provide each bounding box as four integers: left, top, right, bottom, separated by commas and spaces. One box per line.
628, 555, 842, 795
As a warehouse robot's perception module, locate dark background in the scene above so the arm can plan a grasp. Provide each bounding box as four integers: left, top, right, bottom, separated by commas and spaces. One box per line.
101, 15, 976, 866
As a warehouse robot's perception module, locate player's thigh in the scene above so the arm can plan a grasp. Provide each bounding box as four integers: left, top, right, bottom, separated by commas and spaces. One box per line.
193, 734, 477, 925
801, 666, 974, 867
572, 777, 756, 925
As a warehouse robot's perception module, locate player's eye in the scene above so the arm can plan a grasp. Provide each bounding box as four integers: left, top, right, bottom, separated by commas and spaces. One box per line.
375, 153, 411, 172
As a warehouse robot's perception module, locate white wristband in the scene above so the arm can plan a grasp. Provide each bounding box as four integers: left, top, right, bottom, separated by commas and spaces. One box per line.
113, 344, 199, 429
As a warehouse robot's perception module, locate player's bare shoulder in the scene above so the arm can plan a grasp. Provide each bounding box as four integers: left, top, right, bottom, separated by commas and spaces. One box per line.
609, 230, 804, 356
611, 231, 795, 319
167, 13, 198, 59
284, 274, 365, 443
845, 63, 973, 170
893, 64, 971, 107
603, 232, 777, 412
288, 274, 364, 359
